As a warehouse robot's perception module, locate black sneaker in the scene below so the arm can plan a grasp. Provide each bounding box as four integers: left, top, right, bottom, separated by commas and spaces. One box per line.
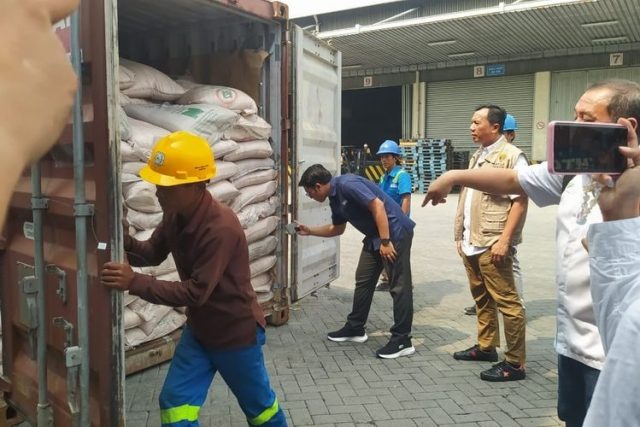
327, 325, 368, 343
453, 344, 498, 362
375, 282, 390, 292
480, 360, 526, 382
463, 305, 477, 315
376, 337, 415, 359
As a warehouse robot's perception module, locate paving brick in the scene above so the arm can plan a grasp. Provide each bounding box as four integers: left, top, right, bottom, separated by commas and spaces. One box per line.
312, 413, 354, 424
122, 200, 563, 427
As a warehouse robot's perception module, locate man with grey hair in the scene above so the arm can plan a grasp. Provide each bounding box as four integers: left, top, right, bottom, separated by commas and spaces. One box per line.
423, 79, 640, 426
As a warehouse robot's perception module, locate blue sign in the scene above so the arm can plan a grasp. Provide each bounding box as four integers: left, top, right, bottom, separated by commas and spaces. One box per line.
486, 64, 506, 76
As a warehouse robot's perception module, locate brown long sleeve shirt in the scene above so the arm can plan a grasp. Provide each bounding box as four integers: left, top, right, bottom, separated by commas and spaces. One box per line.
127, 191, 266, 349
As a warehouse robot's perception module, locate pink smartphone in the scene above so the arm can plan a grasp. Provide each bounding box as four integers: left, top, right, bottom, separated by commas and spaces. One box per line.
546, 121, 628, 175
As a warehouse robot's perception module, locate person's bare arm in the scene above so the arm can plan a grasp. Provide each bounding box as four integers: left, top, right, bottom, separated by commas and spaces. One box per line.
296, 222, 347, 237
422, 168, 524, 207
0, 0, 79, 226
594, 118, 640, 221
401, 194, 411, 215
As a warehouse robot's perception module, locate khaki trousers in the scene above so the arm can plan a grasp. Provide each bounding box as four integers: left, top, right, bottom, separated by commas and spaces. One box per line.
461, 248, 526, 365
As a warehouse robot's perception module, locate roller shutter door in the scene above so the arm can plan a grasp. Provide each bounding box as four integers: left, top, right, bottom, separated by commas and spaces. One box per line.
550, 66, 640, 121
425, 74, 535, 158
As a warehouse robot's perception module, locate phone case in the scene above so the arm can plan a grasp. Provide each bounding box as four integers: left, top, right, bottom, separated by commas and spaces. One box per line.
546, 120, 626, 175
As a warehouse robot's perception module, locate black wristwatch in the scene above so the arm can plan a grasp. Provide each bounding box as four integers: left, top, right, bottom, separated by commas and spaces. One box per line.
380, 238, 391, 246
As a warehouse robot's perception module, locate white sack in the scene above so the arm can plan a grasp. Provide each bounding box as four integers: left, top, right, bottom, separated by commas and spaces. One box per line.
132, 228, 154, 241
120, 141, 139, 162
211, 139, 238, 159
119, 92, 155, 106
256, 292, 273, 305
119, 63, 135, 90
133, 254, 176, 277
119, 105, 132, 140
156, 271, 181, 282
244, 216, 278, 244
223, 140, 272, 162
122, 161, 146, 176
127, 209, 163, 231
177, 85, 258, 116
248, 236, 278, 262
236, 196, 278, 229
120, 58, 185, 101
232, 158, 275, 179
124, 103, 239, 144
250, 255, 277, 278
124, 310, 186, 348
251, 273, 273, 293
139, 305, 176, 336
231, 169, 277, 189
230, 181, 277, 213
207, 180, 240, 203
124, 307, 143, 330
224, 114, 272, 141
210, 161, 240, 184
128, 117, 170, 161
128, 298, 172, 323
125, 181, 161, 213
124, 291, 139, 306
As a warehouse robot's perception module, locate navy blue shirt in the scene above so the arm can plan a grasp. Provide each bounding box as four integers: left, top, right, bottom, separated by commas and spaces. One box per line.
329, 174, 415, 250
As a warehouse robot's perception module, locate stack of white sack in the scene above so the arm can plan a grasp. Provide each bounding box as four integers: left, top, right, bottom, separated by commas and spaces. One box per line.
118, 59, 280, 324
123, 291, 186, 348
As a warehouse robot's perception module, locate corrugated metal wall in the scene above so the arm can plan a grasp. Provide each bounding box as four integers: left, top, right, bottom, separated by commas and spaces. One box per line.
425, 74, 535, 157
550, 66, 640, 121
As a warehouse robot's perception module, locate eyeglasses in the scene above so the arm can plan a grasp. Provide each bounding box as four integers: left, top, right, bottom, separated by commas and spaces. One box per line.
304, 186, 318, 198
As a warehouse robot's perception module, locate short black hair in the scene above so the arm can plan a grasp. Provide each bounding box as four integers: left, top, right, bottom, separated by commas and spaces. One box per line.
588, 79, 640, 134
475, 104, 507, 133
298, 164, 332, 187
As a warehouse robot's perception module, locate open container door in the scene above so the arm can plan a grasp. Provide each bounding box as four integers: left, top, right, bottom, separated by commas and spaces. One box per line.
0, 1, 125, 426
290, 26, 342, 301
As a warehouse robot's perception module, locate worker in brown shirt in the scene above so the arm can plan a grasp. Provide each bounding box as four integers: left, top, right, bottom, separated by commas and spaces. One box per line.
101, 131, 287, 427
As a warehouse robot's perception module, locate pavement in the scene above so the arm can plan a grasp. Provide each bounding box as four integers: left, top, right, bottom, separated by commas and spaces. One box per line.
125, 194, 562, 427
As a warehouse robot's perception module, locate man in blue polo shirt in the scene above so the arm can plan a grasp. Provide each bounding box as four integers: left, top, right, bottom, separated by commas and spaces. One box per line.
296, 164, 416, 359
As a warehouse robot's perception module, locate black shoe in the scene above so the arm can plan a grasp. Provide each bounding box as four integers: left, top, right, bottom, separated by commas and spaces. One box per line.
375, 282, 390, 292
480, 360, 526, 382
463, 305, 477, 315
327, 325, 368, 343
376, 337, 415, 359
453, 344, 498, 362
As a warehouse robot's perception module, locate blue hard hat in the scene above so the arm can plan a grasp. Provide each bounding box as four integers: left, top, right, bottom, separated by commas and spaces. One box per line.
376, 140, 401, 156
503, 114, 518, 131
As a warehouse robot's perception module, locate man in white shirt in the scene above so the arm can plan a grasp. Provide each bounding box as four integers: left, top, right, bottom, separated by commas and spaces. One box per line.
451, 105, 528, 382
422, 79, 640, 426
584, 117, 640, 426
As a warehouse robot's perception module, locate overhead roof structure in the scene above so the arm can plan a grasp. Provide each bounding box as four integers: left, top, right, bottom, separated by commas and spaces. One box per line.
295, 0, 640, 76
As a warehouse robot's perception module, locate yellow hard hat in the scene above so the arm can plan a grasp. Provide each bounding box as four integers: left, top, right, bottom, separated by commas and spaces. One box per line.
139, 131, 216, 186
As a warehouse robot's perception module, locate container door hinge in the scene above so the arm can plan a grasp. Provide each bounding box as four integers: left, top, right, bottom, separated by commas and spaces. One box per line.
20, 273, 38, 360
46, 265, 67, 304
53, 318, 80, 417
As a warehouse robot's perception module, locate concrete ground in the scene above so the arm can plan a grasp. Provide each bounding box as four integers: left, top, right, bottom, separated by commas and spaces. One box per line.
126, 194, 561, 426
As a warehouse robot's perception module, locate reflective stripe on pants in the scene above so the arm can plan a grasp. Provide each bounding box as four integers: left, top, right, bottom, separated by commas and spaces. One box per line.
159, 325, 287, 426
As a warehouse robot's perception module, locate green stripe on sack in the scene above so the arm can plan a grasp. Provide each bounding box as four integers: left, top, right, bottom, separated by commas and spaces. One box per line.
248, 398, 279, 426
160, 404, 200, 424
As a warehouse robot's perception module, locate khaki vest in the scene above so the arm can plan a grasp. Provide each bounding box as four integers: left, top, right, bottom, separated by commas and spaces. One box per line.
454, 136, 527, 247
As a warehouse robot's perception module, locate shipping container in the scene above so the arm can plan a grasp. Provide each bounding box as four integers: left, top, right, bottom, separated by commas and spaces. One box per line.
0, 0, 341, 425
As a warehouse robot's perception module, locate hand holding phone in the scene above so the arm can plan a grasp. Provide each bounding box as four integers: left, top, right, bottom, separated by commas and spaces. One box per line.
547, 121, 627, 175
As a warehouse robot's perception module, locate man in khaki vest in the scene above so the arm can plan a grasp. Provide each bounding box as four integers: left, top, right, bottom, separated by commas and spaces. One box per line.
452, 105, 528, 382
